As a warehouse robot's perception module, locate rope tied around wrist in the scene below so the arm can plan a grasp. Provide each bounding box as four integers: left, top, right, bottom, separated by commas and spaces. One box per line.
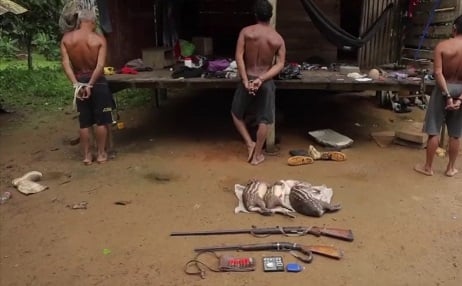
72, 82, 92, 110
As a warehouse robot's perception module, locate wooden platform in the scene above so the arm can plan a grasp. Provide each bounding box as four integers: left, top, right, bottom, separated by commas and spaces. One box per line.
106, 69, 435, 93
106, 69, 435, 152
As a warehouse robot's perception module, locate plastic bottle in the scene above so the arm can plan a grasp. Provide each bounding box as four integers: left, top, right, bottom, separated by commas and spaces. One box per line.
0, 191, 12, 205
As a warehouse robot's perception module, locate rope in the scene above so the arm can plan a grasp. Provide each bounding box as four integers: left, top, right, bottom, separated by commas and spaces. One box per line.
414, 0, 442, 60
72, 82, 92, 110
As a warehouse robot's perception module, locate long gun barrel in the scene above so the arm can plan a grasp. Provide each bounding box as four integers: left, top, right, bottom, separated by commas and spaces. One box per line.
194, 242, 343, 263
171, 226, 354, 242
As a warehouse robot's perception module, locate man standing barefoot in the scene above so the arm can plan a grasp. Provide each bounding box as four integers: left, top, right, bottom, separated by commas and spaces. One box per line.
60, 9, 114, 165
231, 0, 286, 166
415, 15, 462, 177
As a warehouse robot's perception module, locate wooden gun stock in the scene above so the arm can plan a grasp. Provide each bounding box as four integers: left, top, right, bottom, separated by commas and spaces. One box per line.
309, 227, 354, 242
304, 244, 344, 260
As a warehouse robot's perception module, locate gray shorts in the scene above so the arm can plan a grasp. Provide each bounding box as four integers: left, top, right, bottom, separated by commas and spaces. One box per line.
231, 79, 276, 124
423, 84, 462, 138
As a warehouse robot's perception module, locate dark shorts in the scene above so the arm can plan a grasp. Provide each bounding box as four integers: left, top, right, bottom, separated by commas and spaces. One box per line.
76, 74, 115, 129
423, 84, 462, 138
231, 79, 276, 124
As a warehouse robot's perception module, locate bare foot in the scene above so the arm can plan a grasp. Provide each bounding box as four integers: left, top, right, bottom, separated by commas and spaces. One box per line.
247, 142, 256, 162
97, 153, 108, 164
250, 154, 265, 166
414, 164, 433, 176
445, 168, 459, 177
83, 153, 92, 166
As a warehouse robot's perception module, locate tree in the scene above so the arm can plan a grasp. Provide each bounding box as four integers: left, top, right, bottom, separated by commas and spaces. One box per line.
0, 0, 64, 69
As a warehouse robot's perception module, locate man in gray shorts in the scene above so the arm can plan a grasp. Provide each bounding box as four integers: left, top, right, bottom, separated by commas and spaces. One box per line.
231, 0, 286, 165
415, 15, 462, 177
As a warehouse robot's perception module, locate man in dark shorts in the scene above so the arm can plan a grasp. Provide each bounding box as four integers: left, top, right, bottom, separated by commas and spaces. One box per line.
231, 0, 286, 165
60, 9, 114, 165
415, 15, 462, 177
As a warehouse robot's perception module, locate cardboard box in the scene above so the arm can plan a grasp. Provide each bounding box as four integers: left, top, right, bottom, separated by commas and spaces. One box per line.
192, 37, 213, 56
142, 47, 175, 69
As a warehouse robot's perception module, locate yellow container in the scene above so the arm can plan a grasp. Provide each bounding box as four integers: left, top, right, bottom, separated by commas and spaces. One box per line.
116, 122, 125, 130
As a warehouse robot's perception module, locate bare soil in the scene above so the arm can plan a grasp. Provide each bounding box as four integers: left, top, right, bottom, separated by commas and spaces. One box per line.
1, 90, 461, 286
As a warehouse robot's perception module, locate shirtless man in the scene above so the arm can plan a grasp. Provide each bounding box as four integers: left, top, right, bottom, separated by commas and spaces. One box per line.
60, 9, 114, 165
415, 15, 462, 177
231, 0, 286, 165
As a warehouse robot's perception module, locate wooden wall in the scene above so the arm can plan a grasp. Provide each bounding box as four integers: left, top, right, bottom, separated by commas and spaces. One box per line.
104, 0, 343, 67
105, 0, 157, 68
401, 0, 462, 66
358, 0, 403, 68
276, 0, 340, 63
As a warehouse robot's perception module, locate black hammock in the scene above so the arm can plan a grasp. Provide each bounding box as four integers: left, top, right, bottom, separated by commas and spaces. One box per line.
300, 0, 395, 49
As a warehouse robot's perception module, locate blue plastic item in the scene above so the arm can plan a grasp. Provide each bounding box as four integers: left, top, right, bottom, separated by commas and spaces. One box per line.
286, 263, 303, 273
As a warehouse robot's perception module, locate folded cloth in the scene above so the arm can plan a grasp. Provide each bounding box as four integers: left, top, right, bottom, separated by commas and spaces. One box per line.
234, 179, 333, 214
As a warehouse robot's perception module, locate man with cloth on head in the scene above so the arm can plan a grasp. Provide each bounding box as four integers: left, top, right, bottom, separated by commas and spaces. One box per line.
231, 0, 286, 166
60, 9, 114, 165
414, 15, 462, 177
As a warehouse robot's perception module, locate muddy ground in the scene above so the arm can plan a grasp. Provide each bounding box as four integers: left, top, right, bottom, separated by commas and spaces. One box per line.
0, 89, 461, 286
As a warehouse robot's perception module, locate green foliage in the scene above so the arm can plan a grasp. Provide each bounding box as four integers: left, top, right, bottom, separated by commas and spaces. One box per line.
0, 34, 19, 59
0, 0, 65, 69
0, 66, 71, 109
32, 32, 61, 61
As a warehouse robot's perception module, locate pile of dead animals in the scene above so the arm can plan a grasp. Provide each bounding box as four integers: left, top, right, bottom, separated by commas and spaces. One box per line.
241, 179, 341, 218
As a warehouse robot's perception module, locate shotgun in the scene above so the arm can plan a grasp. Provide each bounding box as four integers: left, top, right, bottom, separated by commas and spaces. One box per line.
194, 242, 344, 263
171, 225, 354, 242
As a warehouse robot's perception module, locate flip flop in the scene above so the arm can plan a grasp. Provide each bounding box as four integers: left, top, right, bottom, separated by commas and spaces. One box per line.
247, 143, 256, 162
321, 151, 347, 161
288, 156, 314, 166
413, 164, 433, 176
445, 169, 459, 177
83, 158, 93, 166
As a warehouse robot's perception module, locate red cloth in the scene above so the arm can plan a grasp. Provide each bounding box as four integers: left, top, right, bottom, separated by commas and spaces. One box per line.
120, 66, 138, 75
408, 0, 421, 18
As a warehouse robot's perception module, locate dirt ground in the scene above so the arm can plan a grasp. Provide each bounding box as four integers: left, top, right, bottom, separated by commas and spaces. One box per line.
0, 89, 461, 286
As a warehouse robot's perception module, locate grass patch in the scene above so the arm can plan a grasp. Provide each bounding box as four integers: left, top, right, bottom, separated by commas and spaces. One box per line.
0, 54, 60, 70
0, 56, 153, 112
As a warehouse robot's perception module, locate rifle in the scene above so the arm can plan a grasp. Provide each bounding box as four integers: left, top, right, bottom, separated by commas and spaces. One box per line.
194, 242, 343, 263
171, 225, 354, 242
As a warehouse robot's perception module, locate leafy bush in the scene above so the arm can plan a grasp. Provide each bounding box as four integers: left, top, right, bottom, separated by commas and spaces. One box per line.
32, 32, 61, 61
0, 35, 19, 59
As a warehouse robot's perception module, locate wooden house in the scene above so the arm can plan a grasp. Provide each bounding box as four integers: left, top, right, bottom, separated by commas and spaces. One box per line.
102, 0, 461, 69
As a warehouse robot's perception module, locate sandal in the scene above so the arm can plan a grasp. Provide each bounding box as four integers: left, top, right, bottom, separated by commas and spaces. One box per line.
288, 156, 314, 166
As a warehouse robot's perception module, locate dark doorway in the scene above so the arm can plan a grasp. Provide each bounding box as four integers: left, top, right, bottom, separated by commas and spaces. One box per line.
338, 0, 363, 62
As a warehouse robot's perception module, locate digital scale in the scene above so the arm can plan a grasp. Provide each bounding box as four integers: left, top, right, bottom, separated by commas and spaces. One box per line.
262, 256, 285, 272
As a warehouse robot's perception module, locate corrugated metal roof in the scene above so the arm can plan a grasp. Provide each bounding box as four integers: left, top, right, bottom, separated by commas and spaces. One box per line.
0, 0, 27, 16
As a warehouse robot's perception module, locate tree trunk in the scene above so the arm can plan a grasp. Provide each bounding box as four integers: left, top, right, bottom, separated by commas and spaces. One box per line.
27, 36, 33, 70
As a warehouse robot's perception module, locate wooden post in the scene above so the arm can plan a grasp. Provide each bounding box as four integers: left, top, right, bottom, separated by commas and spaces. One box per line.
265, 0, 278, 153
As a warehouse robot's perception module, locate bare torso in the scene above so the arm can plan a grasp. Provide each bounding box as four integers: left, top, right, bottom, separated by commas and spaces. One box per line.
439, 37, 462, 83
242, 24, 284, 77
61, 29, 104, 74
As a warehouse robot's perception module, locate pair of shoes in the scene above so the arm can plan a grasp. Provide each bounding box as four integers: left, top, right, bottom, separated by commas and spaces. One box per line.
288, 156, 314, 166
320, 151, 347, 161
309, 145, 347, 161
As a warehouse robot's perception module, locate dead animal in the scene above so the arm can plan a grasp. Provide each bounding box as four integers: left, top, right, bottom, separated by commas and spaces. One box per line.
264, 181, 295, 218
289, 183, 341, 217
242, 179, 272, 216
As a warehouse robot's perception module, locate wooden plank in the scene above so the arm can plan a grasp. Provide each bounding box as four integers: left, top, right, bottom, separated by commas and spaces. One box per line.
404, 37, 442, 49
412, 10, 457, 24
401, 48, 434, 60
405, 24, 453, 38
416, 0, 458, 12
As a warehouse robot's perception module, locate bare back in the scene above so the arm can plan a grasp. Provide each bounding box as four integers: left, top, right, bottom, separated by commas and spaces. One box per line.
61, 29, 104, 73
242, 24, 284, 77
436, 37, 462, 83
